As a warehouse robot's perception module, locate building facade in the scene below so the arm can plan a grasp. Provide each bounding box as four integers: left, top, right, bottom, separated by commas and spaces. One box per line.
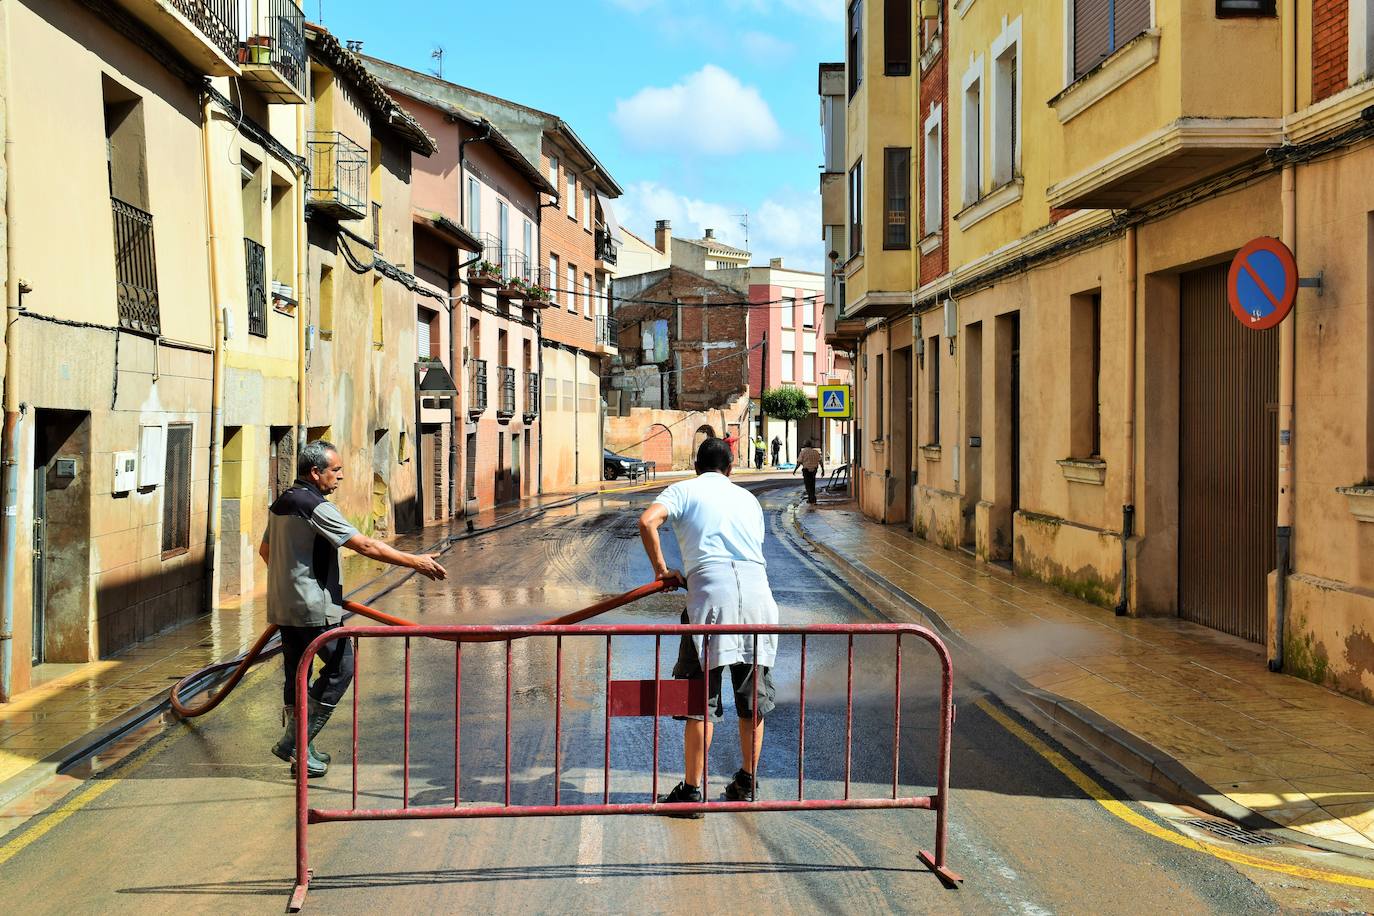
829, 0, 1374, 702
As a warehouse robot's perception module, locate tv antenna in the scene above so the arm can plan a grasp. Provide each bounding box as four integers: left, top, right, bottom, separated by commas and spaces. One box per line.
736, 211, 750, 253
431, 46, 446, 79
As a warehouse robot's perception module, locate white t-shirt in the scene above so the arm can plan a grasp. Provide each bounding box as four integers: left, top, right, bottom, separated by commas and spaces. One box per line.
653, 472, 766, 576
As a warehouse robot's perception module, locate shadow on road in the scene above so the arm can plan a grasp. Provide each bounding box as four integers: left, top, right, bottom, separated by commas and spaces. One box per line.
117, 859, 935, 897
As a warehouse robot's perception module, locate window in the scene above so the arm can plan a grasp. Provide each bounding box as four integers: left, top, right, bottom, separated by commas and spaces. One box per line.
318, 265, 334, 337
1072, 0, 1151, 80
583, 272, 593, 318
874, 354, 885, 440
928, 336, 940, 445
161, 424, 192, 556
567, 171, 577, 220
883, 147, 911, 249
884, 0, 911, 76
498, 201, 509, 262
803, 352, 816, 383
848, 1, 863, 97
548, 154, 559, 187
992, 23, 1021, 188
523, 220, 533, 277
1216, 0, 1276, 15
467, 176, 481, 235
782, 349, 796, 382
1070, 292, 1103, 457
923, 107, 943, 236
962, 70, 982, 206
417, 306, 439, 358
803, 296, 816, 328
582, 186, 592, 230
848, 159, 863, 255
549, 254, 559, 306
568, 263, 578, 313
782, 296, 795, 329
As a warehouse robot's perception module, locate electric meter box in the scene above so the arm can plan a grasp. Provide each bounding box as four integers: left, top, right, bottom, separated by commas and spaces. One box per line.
113, 451, 138, 493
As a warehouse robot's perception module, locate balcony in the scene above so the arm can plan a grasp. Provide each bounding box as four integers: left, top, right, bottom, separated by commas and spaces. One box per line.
112, 198, 161, 335
595, 226, 618, 265
524, 371, 540, 422
1046, 9, 1282, 210
236, 0, 307, 104
117, 0, 241, 75
595, 315, 619, 355
499, 252, 532, 302
497, 366, 517, 418
468, 359, 487, 417
244, 237, 267, 337
306, 132, 367, 220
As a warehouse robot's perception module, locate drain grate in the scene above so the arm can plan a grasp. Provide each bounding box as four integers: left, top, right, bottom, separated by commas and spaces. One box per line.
1182, 818, 1278, 846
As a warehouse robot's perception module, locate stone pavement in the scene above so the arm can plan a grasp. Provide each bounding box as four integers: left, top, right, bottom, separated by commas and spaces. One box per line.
793, 499, 1374, 853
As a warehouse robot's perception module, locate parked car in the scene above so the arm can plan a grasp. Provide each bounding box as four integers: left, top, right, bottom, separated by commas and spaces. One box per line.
604, 449, 643, 480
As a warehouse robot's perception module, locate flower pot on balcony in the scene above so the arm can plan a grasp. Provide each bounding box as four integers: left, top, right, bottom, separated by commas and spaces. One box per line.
467, 261, 504, 289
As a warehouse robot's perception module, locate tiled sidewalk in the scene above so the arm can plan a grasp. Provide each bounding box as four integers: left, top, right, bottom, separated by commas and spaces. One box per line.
796, 502, 1374, 852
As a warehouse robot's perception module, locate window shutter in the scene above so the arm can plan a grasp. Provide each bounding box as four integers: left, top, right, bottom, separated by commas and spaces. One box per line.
417, 312, 431, 359
1113, 0, 1151, 49
1073, 0, 1112, 79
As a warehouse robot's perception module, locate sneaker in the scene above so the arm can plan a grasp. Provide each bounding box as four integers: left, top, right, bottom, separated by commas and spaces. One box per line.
656, 781, 704, 818
724, 769, 759, 801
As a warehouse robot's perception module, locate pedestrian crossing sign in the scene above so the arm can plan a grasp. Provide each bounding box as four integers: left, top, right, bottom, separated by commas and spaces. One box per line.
817, 384, 852, 419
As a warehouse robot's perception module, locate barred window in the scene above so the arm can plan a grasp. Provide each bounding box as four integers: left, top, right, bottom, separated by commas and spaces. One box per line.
161, 424, 192, 556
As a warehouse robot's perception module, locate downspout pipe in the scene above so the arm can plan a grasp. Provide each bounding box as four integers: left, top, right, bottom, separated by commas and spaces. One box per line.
455, 121, 491, 516
200, 94, 226, 615
1, 1, 19, 701
1116, 225, 1138, 616
296, 105, 309, 457
1271, 0, 1298, 672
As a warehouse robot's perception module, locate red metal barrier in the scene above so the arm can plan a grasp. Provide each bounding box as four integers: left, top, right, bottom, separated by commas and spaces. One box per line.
287, 622, 961, 911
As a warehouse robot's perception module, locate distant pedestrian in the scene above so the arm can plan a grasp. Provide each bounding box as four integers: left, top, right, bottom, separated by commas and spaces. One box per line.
770, 436, 782, 466
752, 435, 766, 470
260, 440, 447, 777
638, 437, 779, 814
793, 439, 825, 504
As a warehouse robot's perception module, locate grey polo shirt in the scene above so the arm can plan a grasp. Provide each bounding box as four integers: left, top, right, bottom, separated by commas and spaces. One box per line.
264, 480, 361, 628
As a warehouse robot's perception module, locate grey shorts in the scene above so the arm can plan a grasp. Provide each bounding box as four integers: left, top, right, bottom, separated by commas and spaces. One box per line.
671, 631, 776, 722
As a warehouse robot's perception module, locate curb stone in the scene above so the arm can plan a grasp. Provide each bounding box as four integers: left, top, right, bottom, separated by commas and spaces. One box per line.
784, 502, 1374, 863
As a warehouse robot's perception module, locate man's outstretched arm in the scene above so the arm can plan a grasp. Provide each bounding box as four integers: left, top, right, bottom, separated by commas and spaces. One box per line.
343, 535, 448, 581
638, 502, 685, 589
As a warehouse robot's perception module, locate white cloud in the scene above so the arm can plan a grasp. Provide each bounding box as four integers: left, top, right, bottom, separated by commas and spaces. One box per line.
617, 181, 822, 273
612, 66, 782, 155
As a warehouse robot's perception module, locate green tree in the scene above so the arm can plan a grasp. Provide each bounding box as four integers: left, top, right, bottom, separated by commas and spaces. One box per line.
760, 386, 811, 463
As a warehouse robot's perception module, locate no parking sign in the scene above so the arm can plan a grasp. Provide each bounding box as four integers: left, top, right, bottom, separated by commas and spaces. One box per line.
1226, 237, 1298, 331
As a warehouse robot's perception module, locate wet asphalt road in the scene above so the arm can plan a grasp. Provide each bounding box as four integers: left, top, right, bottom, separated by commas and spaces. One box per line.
1, 481, 1370, 913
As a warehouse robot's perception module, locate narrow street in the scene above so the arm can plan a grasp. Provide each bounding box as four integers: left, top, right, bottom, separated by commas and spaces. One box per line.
1, 479, 1362, 914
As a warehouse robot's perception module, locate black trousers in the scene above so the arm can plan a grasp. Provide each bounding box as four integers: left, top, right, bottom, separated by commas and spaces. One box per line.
754, 449, 765, 469
279, 624, 355, 707
802, 468, 817, 502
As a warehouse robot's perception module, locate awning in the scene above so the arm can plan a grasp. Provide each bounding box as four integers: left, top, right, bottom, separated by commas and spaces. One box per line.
417, 361, 459, 397
598, 192, 624, 245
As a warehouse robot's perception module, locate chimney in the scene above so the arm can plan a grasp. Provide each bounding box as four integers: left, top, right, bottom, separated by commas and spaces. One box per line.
346, 40, 364, 52
769, 257, 784, 268
704, 228, 716, 239
654, 219, 672, 256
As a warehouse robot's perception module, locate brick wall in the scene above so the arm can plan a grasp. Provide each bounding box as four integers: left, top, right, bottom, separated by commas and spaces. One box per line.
540, 139, 600, 351
1313, 0, 1349, 103
918, 14, 949, 282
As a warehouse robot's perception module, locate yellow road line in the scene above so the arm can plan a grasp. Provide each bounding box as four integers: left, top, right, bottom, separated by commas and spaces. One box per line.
977, 697, 1374, 889
0, 726, 188, 867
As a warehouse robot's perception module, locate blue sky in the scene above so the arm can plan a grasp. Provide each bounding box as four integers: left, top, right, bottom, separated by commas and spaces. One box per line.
313, 0, 842, 270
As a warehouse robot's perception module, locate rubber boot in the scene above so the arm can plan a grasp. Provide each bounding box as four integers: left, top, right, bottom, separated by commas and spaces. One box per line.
271, 705, 328, 777
306, 698, 335, 768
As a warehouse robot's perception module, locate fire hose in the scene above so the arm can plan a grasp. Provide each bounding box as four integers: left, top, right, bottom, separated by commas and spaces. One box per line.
169, 579, 675, 718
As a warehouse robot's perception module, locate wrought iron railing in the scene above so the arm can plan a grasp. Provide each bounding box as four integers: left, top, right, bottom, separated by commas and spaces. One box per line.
498, 366, 517, 416
595, 226, 618, 265
596, 315, 619, 347
243, 0, 307, 99
112, 197, 161, 335
469, 359, 488, 414
171, 0, 241, 63
525, 370, 540, 418
245, 237, 267, 337
307, 131, 367, 218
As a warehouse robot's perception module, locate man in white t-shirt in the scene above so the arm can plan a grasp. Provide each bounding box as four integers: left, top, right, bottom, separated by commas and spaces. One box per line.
638, 437, 779, 815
